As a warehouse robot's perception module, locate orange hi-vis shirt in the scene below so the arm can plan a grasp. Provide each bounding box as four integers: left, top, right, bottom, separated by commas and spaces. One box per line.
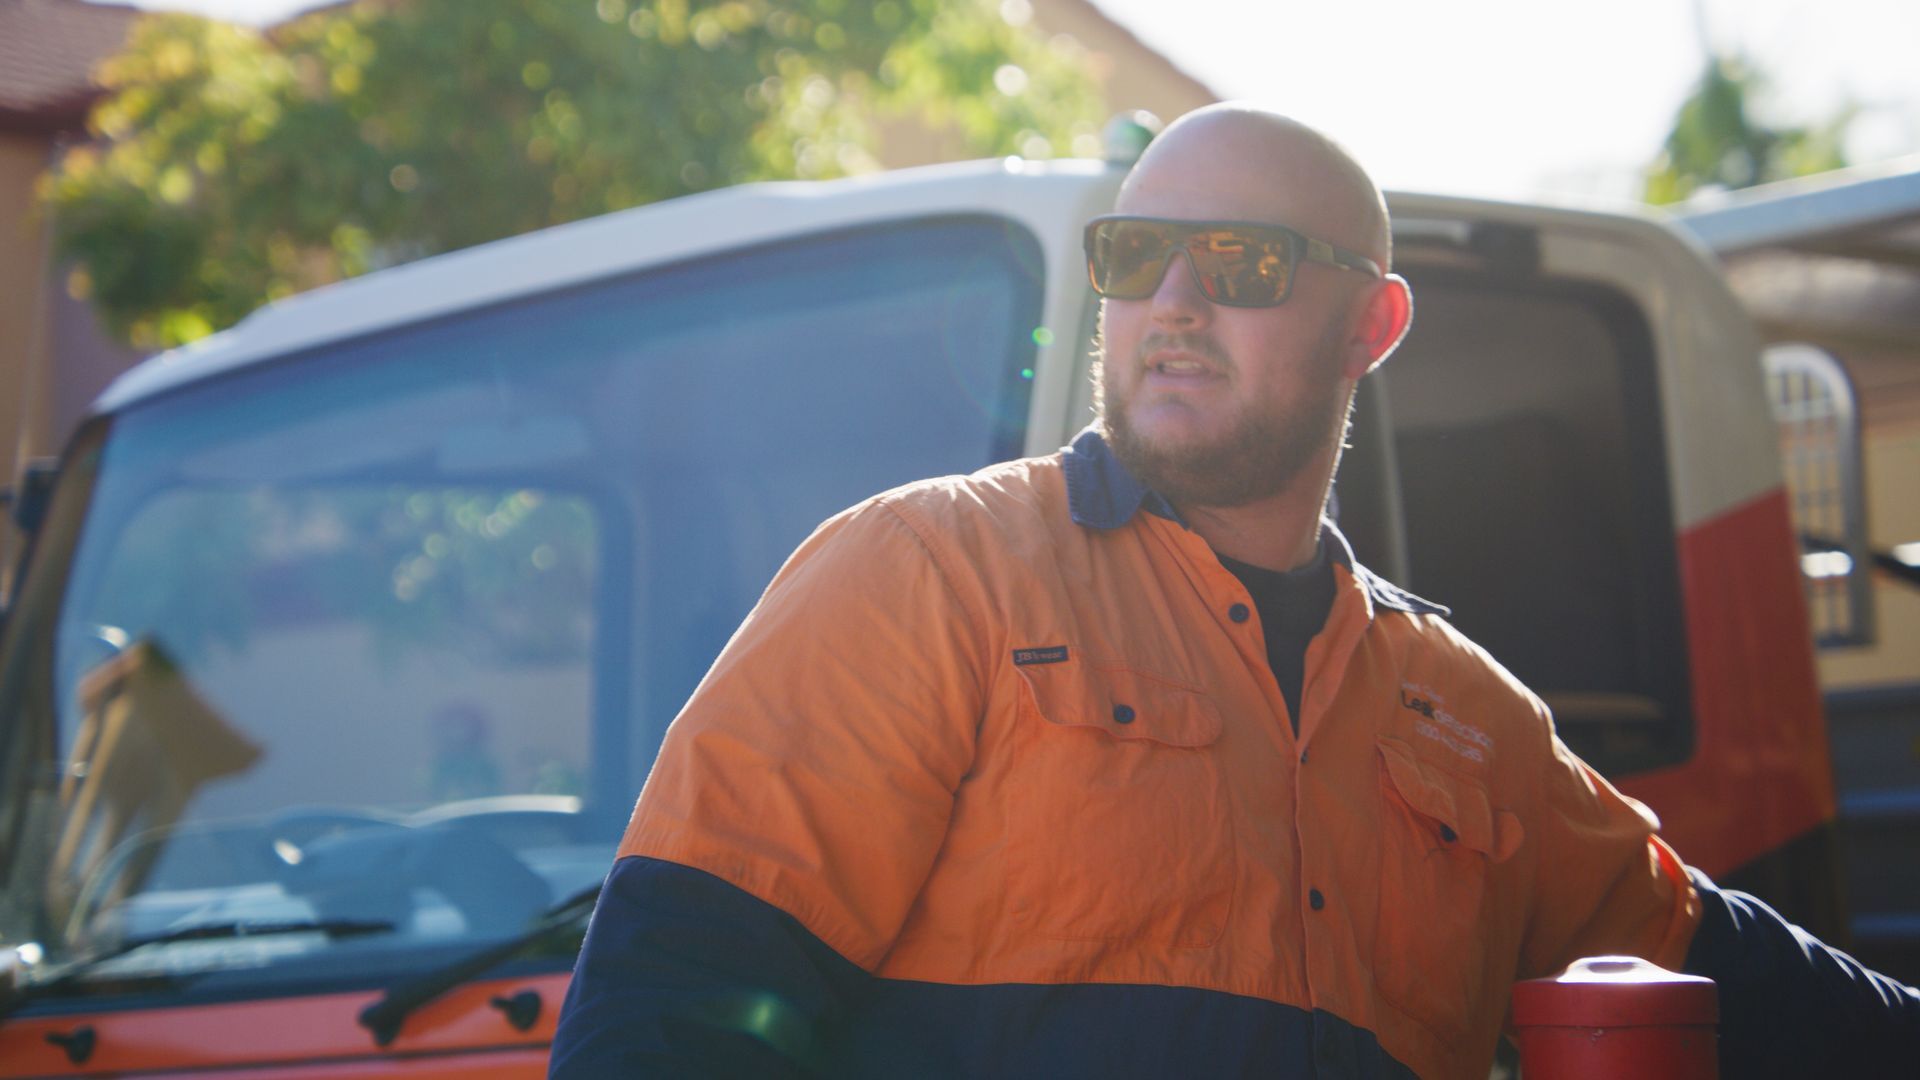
614, 432, 1700, 1080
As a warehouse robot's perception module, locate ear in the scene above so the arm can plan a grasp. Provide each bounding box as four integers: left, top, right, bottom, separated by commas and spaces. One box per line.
1341, 274, 1413, 380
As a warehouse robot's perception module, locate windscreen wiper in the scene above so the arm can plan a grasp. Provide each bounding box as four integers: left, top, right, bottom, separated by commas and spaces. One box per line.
0, 918, 395, 1023
358, 881, 601, 1046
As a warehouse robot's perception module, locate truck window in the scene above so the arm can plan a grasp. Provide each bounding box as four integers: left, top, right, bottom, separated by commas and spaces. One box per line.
0, 215, 1043, 997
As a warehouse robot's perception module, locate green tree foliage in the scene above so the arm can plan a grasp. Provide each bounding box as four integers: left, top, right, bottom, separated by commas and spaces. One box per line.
1644, 54, 1852, 205
43, 0, 1104, 349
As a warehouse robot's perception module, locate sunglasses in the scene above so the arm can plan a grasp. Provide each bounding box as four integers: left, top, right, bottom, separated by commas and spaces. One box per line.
1084, 215, 1383, 308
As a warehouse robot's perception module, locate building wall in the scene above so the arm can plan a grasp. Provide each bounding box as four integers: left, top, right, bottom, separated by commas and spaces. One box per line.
0, 131, 142, 490
1, 130, 54, 480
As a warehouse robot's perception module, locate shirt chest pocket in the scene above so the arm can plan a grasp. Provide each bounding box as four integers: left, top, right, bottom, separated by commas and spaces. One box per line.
1004, 660, 1234, 949
1373, 736, 1524, 1037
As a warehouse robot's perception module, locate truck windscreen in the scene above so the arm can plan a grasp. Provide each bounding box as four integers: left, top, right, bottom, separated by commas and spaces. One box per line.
0, 215, 1042, 1001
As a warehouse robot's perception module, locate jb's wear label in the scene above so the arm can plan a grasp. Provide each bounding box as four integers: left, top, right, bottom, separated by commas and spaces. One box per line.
1013, 646, 1070, 666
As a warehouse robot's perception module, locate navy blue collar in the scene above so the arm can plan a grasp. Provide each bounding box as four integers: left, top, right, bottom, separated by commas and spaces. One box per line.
1063, 425, 1182, 529
1060, 426, 1448, 618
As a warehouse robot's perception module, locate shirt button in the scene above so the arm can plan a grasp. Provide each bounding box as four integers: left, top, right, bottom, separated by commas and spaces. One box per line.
1112, 704, 1136, 724
1309, 888, 1325, 911
1228, 603, 1251, 623
1298, 749, 1309, 765
1439, 824, 1458, 843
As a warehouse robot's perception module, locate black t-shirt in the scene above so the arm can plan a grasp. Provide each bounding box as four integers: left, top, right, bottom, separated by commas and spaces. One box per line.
1216, 540, 1336, 735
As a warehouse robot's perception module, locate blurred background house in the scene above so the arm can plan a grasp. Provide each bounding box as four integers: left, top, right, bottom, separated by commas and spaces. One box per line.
1, 0, 144, 480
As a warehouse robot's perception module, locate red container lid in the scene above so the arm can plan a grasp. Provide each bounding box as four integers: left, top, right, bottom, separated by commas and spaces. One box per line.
1511, 956, 1719, 1028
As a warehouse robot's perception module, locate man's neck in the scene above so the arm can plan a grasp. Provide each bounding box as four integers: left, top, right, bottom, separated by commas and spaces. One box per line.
1152, 431, 1343, 572
1177, 494, 1326, 572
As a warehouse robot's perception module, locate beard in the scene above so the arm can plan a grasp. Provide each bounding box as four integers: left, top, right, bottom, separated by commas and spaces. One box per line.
1099, 324, 1351, 510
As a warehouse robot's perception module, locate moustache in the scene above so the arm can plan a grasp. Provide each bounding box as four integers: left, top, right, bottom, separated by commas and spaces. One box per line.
1134, 331, 1233, 373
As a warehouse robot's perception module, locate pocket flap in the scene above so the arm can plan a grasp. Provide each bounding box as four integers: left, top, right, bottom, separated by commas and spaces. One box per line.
1378, 737, 1522, 861
1017, 660, 1222, 748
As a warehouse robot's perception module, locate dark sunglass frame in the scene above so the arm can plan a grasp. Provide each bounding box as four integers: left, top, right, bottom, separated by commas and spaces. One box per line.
1084, 215, 1384, 308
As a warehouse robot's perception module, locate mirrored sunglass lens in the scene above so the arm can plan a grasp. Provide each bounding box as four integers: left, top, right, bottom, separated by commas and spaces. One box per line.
1189, 228, 1292, 305
1095, 221, 1174, 297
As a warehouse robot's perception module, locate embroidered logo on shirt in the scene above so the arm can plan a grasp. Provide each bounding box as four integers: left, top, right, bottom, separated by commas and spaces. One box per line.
1013, 646, 1070, 666
1401, 681, 1493, 763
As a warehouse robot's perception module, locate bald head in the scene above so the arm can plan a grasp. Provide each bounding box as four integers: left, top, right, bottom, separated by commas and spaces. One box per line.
1118, 104, 1391, 271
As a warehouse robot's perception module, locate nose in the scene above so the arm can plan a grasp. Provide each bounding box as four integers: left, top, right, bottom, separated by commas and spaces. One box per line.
1149, 247, 1212, 330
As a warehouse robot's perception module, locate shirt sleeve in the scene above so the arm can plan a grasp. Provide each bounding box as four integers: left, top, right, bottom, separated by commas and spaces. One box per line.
549, 856, 871, 1078
1514, 723, 1920, 1076
1516, 728, 1701, 980
1684, 869, 1920, 1078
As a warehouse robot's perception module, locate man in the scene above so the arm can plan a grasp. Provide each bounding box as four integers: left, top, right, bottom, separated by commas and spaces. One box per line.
551, 104, 1918, 1078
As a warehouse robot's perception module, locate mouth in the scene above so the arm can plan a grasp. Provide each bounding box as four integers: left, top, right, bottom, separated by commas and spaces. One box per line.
1144, 349, 1225, 380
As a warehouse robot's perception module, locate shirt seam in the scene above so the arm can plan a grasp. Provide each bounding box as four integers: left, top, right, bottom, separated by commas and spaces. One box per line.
872, 495, 997, 711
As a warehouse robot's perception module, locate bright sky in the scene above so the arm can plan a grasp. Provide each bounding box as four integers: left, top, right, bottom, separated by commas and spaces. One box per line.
102, 0, 1920, 203
1092, 0, 1920, 203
